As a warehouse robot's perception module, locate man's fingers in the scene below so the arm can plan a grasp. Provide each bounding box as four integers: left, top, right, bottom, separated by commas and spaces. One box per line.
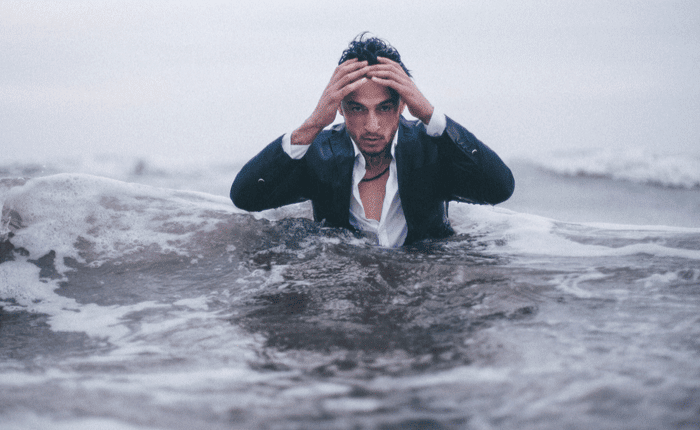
368, 72, 409, 92
332, 59, 400, 91
366, 65, 408, 81
336, 65, 369, 88
333, 59, 368, 80
339, 77, 368, 97
375, 56, 398, 65
367, 68, 405, 81
374, 57, 408, 73
368, 74, 395, 86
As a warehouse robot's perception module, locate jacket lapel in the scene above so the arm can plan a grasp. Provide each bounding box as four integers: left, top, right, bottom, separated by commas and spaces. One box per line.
330, 126, 355, 228
395, 118, 412, 211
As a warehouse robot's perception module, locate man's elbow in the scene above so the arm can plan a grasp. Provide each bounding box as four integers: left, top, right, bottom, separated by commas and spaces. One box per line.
230, 182, 258, 212
488, 171, 515, 205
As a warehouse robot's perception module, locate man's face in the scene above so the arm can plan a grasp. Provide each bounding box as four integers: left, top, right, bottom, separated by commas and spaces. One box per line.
339, 80, 405, 157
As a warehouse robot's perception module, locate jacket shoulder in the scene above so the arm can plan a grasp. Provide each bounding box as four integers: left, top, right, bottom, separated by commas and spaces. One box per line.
305, 123, 354, 162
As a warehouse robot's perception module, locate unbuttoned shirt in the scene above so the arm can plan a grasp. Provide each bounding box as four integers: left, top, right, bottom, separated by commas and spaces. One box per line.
281, 110, 447, 247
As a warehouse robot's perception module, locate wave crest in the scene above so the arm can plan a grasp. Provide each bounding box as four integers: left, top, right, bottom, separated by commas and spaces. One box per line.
530, 149, 700, 189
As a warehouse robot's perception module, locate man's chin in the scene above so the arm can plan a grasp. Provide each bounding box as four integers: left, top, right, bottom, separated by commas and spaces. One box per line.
360, 147, 389, 157
358, 139, 389, 153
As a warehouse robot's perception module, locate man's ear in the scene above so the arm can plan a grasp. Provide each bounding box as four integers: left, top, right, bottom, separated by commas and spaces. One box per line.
399, 100, 406, 115
338, 103, 344, 117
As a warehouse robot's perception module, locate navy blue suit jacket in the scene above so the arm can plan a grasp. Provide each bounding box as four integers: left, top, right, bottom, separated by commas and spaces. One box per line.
231, 116, 514, 245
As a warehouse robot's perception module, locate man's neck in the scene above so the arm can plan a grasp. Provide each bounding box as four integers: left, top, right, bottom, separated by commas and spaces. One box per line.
363, 150, 392, 171
362, 130, 395, 171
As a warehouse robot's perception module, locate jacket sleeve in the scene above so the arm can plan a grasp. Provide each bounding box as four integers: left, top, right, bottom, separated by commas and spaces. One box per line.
438, 116, 515, 205
230, 136, 311, 212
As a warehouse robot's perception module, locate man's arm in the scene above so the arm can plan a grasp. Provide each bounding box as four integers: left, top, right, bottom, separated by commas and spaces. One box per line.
366, 57, 435, 125
231, 59, 372, 211
368, 58, 514, 205
439, 117, 514, 205
291, 58, 370, 146
230, 136, 311, 211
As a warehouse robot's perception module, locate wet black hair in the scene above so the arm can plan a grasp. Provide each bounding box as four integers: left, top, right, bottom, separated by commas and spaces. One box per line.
338, 32, 412, 78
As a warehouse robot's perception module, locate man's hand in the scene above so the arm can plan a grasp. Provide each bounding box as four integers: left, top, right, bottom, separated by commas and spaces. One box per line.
367, 57, 434, 125
292, 59, 370, 146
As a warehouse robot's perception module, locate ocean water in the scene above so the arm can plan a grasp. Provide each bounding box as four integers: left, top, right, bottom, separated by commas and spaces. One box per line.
3, 0, 700, 427
1, 152, 699, 429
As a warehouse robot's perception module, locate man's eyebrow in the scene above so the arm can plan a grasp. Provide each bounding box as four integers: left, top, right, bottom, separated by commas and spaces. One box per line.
344, 98, 396, 108
344, 100, 366, 109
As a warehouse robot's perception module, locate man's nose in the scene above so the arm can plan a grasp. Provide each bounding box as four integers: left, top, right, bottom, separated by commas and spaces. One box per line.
365, 111, 380, 132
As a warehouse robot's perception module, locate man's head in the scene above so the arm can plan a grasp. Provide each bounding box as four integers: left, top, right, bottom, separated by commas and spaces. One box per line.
338, 34, 408, 157
338, 32, 411, 78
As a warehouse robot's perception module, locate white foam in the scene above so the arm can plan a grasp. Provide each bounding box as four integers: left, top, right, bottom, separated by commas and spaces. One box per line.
549, 271, 609, 299
370, 364, 510, 391
50, 301, 169, 341
0, 412, 161, 430
173, 296, 209, 310
2, 173, 239, 272
282, 382, 352, 399
0, 262, 61, 312
0, 263, 136, 343
450, 203, 700, 260
637, 269, 700, 289
527, 148, 700, 189
0, 261, 171, 342
322, 397, 382, 413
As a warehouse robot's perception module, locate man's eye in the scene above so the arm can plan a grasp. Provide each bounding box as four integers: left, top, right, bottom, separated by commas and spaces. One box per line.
351, 106, 363, 112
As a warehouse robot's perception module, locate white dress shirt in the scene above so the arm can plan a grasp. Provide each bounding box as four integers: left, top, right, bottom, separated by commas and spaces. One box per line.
282, 110, 447, 247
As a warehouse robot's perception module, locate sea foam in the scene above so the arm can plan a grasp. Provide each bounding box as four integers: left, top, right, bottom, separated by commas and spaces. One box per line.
528, 149, 700, 189
2, 173, 238, 272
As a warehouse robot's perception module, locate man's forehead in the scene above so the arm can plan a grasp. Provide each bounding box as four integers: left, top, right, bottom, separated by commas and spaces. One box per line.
344, 82, 397, 105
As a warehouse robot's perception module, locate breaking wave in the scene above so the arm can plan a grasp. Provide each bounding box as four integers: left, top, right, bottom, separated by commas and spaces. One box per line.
529, 149, 700, 189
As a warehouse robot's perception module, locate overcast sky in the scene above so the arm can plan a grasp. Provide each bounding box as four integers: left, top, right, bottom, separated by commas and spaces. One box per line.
2, 0, 699, 164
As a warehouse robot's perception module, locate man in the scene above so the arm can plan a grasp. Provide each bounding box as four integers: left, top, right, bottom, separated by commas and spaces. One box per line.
231, 34, 514, 247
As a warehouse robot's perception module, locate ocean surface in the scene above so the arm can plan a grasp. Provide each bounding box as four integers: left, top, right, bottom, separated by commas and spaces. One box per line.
1, 152, 700, 430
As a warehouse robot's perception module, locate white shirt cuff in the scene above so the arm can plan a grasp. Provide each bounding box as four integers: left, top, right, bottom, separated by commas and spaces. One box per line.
424, 107, 447, 137
281, 133, 311, 160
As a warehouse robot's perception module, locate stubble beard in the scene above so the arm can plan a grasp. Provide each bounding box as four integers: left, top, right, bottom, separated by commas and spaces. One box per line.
361, 136, 394, 169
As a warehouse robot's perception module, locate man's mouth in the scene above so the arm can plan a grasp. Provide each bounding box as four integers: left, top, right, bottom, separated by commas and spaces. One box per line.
361, 135, 382, 142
